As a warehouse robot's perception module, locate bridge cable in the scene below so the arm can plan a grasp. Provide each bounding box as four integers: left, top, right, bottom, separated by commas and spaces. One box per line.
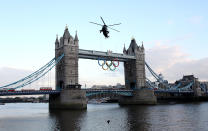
13, 54, 64, 89
0, 54, 64, 89
0, 58, 55, 88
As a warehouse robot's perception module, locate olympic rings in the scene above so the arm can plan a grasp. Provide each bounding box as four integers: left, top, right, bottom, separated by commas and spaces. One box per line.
112, 58, 119, 67
98, 58, 120, 71
106, 60, 112, 67
98, 58, 106, 66
109, 64, 116, 71
102, 64, 108, 70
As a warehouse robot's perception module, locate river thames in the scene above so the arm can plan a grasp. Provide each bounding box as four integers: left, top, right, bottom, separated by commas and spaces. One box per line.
0, 102, 208, 131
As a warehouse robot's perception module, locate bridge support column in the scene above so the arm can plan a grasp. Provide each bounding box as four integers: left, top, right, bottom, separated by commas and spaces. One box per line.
49, 89, 87, 110
193, 78, 202, 97
194, 88, 202, 97
119, 88, 157, 105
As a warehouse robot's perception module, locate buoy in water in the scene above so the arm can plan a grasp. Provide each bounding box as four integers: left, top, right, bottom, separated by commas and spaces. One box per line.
107, 120, 110, 124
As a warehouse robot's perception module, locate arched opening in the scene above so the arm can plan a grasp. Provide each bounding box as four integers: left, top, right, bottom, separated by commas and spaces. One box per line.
59, 80, 64, 89
130, 82, 136, 89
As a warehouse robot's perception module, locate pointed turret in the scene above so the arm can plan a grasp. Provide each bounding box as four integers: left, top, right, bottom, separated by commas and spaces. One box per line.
63, 24, 70, 39
55, 34, 59, 43
123, 44, 126, 54
74, 31, 79, 41
141, 41, 144, 50
129, 38, 137, 49
74, 31, 79, 46
126, 38, 139, 55
55, 34, 59, 49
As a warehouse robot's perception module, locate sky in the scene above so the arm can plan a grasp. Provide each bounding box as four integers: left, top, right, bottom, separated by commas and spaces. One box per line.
0, 0, 208, 89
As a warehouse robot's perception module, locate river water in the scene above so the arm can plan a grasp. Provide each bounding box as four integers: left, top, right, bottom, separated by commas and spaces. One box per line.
0, 102, 208, 131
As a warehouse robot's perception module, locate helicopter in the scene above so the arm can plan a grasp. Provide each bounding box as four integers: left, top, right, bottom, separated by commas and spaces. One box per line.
90, 17, 121, 38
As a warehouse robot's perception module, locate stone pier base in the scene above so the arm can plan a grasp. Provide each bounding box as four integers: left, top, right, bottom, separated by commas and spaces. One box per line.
49, 89, 87, 110
194, 88, 202, 97
119, 88, 157, 105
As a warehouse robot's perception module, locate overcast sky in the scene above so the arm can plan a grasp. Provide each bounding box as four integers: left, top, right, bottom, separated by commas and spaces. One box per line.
0, 0, 207, 89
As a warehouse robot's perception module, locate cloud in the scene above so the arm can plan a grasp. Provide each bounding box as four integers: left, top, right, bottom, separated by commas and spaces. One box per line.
167, 20, 174, 25
145, 34, 193, 46
0, 67, 32, 86
166, 57, 208, 82
146, 44, 208, 83
146, 44, 189, 73
188, 16, 204, 25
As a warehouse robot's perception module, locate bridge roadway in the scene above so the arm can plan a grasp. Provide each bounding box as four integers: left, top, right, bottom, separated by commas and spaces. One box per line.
78, 49, 136, 61
0, 89, 196, 96
0, 89, 133, 96
0, 90, 61, 96
154, 90, 194, 94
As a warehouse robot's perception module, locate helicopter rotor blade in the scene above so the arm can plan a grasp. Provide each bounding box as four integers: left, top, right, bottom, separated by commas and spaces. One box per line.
108, 23, 122, 26
107, 26, 120, 32
100, 16, 106, 25
89, 22, 103, 26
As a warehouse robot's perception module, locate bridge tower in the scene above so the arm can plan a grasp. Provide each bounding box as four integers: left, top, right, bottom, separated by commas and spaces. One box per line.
123, 38, 146, 89
119, 38, 157, 104
49, 26, 87, 110
55, 26, 79, 89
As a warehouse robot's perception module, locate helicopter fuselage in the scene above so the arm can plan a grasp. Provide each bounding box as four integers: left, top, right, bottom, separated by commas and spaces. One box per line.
100, 25, 109, 38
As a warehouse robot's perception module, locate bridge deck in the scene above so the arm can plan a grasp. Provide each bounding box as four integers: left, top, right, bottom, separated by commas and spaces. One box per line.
154, 90, 194, 94
0, 90, 60, 96
79, 49, 136, 61
0, 89, 134, 96
0, 89, 197, 96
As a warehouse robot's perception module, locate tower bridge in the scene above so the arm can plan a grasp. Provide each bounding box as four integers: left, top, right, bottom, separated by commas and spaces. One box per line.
0, 26, 204, 109
50, 26, 157, 109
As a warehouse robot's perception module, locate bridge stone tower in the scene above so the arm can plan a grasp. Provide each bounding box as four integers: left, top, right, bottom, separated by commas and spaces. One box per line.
123, 38, 146, 89
49, 26, 87, 110
55, 26, 79, 89
119, 38, 157, 105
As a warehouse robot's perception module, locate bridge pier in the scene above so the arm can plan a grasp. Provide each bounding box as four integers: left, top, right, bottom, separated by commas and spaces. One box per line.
193, 79, 202, 97
49, 89, 87, 110
194, 88, 202, 97
119, 88, 157, 105
51, 27, 87, 110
